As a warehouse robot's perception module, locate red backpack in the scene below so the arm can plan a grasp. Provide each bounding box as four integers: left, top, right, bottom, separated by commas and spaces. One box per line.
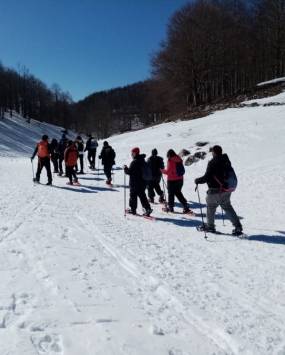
65, 146, 78, 166
37, 141, 49, 158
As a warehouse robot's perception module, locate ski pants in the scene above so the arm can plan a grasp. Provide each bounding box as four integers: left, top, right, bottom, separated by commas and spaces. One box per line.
147, 178, 163, 199
87, 149, 96, 168
167, 179, 187, 209
76, 154, 84, 172
206, 190, 242, 229
51, 153, 59, 173
129, 188, 151, 213
66, 165, 77, 184
103, 163, 113, 181
36, 157, 52, 183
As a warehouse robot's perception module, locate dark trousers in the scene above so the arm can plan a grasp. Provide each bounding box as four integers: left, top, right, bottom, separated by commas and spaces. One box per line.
167, 179, 187, 208
147, 179, 163, 199
103, 163, 112, 180
59, 155, 65, 174
76, 155, 84, 172
51, 153, 59, 173
129, 188, 151, 212
36, 157, 52, 183
66, 165, 77, 183
87, 149, 96, 168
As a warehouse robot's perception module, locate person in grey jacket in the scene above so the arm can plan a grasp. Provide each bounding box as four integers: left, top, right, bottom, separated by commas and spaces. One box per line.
195, 145, 243, 235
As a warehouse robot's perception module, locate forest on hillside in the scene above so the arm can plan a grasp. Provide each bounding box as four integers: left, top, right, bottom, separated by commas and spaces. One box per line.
1, 0, 285, 138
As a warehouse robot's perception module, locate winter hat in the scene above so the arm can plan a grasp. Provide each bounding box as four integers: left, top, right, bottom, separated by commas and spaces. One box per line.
103, 141, 109, 147
42, 134, 48, 141
131, 147, 140, 155
211, 145, 223, 155
152, 148, 158, 156
76, 135, 82, 140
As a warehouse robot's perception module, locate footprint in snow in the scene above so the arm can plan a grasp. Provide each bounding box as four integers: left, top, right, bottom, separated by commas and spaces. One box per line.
31, 333, 63, 354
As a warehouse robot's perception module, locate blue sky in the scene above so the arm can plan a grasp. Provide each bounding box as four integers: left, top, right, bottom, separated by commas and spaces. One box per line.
0, 0, 189, 101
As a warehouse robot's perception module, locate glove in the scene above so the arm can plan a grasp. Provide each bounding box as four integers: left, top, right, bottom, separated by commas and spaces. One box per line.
30, 157, 33, 162
194, 178, 199, 185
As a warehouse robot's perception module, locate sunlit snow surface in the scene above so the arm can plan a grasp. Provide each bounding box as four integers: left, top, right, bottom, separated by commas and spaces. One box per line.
0, 95, 285, 355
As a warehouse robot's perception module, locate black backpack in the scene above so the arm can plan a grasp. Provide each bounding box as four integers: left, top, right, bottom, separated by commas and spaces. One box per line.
176, 161, 185, 176
141, 160, 153, 182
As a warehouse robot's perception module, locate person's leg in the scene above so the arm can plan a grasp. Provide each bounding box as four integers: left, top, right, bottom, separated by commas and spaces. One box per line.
44, 158, 52, 184
220, 192, 242, 229
154, 179, 163, 198
147, 181, 155, 201
174, 180, 188, 207
167, 181, 175, 210
87, 151, 92, 166
79, 155, 84, 172
129, 190, 138, 214
59, 156, 64, 175
206, 192, 219, 230
138, 190, 151, 211
35, 158, 43, 181
66, 166, 72, 183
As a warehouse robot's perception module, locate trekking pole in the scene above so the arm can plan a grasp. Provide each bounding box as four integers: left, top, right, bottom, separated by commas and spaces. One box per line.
31, 159, 35, 182
124, 171, 127, 217
112, 167, 115, 184
195, 185, 207, 239
221, 207, 225, 226
161, 175, 168, 211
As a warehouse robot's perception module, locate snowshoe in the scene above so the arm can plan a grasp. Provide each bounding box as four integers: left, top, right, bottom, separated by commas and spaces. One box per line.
66, 181, 73, 185
143, 208, 153, 217
125, 208, 136, 215
197, 224, 216, 233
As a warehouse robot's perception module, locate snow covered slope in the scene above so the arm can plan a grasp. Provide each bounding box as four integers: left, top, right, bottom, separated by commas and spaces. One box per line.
0, 93, 285, 355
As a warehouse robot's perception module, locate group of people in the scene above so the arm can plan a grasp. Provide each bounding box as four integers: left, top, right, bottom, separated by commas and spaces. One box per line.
31, 134, 243, 236
124, 145, 243, 235
31, 134, 116, 186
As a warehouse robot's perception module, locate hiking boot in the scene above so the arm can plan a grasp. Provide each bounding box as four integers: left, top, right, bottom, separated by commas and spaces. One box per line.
143, 208, 153, 217
158, 195, 165, 203
46, 181, 52, 186
197, 224, 216, 233
232, 225, 243, 236
148, 197, 154, 203
126, 208, 136, 215
106, 179, 112, 185
58, 172, 63, 176
66, 181, 73, 185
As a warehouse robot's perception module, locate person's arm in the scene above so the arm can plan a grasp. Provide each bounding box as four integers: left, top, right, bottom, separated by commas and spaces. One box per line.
195, 161, 212, 184
161, 160, 169, 175
31, 145, 38, 160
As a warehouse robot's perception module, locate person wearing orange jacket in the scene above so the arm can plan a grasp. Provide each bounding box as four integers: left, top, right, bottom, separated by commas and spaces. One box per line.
161, 149, 192, 214
31, 134, 52, 185
64, 140, 79, 185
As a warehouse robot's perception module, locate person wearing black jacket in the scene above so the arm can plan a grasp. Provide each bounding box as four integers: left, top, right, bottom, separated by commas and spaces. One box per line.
85, 135, 98, 169
75, 136, 85, 174
58, 134, 68, 176
147, 148, 165, 203
99, 141, 116, 185
50, 138, 59, 173
195, 145, 242, 235
124, 147, 152, 216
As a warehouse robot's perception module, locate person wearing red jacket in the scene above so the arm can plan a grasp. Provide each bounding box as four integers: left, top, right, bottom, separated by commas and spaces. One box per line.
161, 149, 191, 213
64, 141, 79, 185
31, 134, 52, 185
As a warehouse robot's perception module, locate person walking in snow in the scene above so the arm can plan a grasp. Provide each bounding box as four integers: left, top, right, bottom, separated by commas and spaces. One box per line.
85, 134, 98, 170
50, 138, 59, 173
99, 141, 116, 185
161, 149, 191, 214
64, 141, 80, 185
58, 133, 68, 176
195, 145, 243, 235
124, 147, 152, 216
147, 148, 165, 203
75, 135, 85, 174
31, 134, 52, 185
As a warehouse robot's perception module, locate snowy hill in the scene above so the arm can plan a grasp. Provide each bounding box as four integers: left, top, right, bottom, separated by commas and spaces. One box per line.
0, 93, 285, 355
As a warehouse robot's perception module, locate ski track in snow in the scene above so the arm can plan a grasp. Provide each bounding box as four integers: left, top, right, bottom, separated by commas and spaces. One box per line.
1, 100, 285, 354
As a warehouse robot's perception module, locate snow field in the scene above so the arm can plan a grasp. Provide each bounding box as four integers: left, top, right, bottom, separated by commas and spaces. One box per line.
0, 93, 285, 354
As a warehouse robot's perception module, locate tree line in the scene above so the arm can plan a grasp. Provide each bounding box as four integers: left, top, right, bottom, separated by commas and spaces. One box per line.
0, 63, 72, 127
1, 0, 285, 138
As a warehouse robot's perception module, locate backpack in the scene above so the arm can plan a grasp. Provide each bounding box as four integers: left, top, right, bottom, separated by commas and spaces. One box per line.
90, 139, 98, 150
176, 161, 185, 177
37, 141, 49, 158
214, 166, 238, 192
66, 147, 78, 166
141, 161, 153, 182
105, 147, 115, 161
